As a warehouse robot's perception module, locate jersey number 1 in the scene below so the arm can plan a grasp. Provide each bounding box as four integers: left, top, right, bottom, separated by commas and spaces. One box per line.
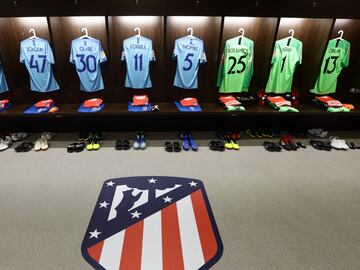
134, 54, 143, 71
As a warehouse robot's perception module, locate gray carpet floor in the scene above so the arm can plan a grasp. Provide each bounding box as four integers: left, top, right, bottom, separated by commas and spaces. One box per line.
0, 132, 360, 270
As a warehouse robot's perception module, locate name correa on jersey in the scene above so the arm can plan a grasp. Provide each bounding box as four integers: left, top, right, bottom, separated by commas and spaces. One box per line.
173, 36, 207, 89
81, 176, 223, 270
122, 36, 155, 89
20, 38, 59, 92
70, 37, 107, 92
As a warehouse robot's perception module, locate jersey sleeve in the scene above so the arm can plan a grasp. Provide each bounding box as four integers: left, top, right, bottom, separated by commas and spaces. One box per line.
99, 42, 107, 63
19, 42, 25, 63
297, 41, 303, 65
172, 40, 179, 60
150, 41, 156, 62
46, 41, 55, 64
342, 42, 350, 67
69, 41, 75, 64
216, 48, 225, 87
249, 41, 254, 79
271, 42, 280, 64
200, 41, 207, 64
121, 41, 126, 62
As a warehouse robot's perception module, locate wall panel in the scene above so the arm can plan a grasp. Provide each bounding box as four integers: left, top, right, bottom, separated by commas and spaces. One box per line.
49, 16, 108, 104
0, 17, 52, 104
108, 16, 164, 102
165, 16, 222, 102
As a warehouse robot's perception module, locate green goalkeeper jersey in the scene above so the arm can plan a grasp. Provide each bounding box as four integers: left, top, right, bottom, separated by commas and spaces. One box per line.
217, 36, 254, 93
265, 37, 302, 94
310, 38, 350, 95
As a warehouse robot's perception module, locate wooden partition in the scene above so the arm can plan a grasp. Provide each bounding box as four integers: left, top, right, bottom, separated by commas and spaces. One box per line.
108, 16, 164, 102
165, 16, 222, 102
221, 17, 279, 94
276, 18, 334, 100
330, 19, 360, 99
49, 16, 109, 103
0, 17, 51, 104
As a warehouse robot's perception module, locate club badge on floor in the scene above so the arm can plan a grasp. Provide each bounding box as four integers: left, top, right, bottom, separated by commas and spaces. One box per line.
82, 176, 223, 270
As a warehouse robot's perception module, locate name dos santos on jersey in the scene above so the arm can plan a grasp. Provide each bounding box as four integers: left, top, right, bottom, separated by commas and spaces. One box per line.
227, 47, 249, 55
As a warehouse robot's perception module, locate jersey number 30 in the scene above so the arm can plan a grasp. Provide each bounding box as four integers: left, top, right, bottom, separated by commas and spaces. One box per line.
76, 54, 96, 73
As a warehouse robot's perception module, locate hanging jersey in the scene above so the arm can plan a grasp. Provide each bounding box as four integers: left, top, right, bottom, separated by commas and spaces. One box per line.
217, 36, 254, 93
121, 36, 155, 89
173, 36, 207, 89
0, 60, 9, 93
265, 37, 302, 94
70, 37, 107, 92
311, 38, 350, 95
20, 38, 59, 92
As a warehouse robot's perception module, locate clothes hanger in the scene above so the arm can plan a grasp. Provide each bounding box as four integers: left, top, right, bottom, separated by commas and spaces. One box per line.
80, 27, 90, 39
134, 27, 141, 37
28, 28, 38, 39
238, 28, 245, 44
336, 30, 344, 40
187, 27, 194, 37
287, 29, 294, 46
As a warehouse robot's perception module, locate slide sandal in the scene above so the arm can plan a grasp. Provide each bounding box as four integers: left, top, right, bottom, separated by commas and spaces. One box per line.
217, 141, 225, 152
75, 142, 85, 153
310, 140, 332, 151
115, 140, 123, 150
264, 141, 282, 152
296, 141, 307, 148
209, 140, 218, 151
67, 143, 77, 153
122, 140, 131, 150
165, 141, 173, 152
173, 142, 181, 152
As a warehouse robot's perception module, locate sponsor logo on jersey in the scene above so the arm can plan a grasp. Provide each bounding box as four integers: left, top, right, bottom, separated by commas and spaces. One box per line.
130, 44, 147, 49
82, 176, 223, 270
26, 46, 44, 52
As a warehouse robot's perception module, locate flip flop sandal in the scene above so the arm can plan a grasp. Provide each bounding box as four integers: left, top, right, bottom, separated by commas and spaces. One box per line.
264, 141, 281, 152
217, 141, 225, 152
22, 142, 34, 152
296, 141, 307, 148
165, 141, 174, 152
67, 143, 77, 153
75, 142, 86, 153
15, 143, 25, 152
122, 140, 131, 150
173, 142, 181, 152
209, 140, 219, 151
115, 140, 123, 150
310, 140, 332, 151
279, 138, 292, 151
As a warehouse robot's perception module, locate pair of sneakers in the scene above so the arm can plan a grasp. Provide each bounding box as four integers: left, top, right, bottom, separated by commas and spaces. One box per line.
329, 137, 349, 150
181, 132, 198, 151
34, 132, 55, 151
133, 132, 146, 150
308, 128, 328, 138
224, 139, 240, 150
0, 136, 12, 151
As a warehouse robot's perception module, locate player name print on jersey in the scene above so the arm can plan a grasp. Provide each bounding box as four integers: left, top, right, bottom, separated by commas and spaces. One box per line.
70, 37, 107, 92
310, 38, 350, 95
82, 176, 223, 270
265, 37, 303, 94
20, 38, 59, 92
217, 36, 254, 93
122, 36, 156, 89
173, 36, 207, 89
0, 58, 9, 93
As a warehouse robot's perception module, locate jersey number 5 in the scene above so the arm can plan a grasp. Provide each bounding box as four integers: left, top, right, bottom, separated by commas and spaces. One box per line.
227, 55, 246, 74
183, 53, 194, 71
30, 55, 46, 73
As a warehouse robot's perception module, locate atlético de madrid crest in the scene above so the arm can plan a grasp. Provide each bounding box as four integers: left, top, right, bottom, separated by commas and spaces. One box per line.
82, 176, 223, 270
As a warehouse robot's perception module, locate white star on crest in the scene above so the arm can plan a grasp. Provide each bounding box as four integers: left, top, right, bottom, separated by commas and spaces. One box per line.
106, 181, 115, 187
131, 211, 142, 219
99, 201, 110, 208
89, 229, 102, 239
163, 196, 173, 203
189, 181, 198, 187
148, 178, 157, 184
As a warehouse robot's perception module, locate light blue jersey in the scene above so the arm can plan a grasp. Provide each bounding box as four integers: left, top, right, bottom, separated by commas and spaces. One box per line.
121, 36, 155, 89
0, 59, 9, 93
173, 36, 207, 89
70, 37, 107, 92
20, 38, 59, 92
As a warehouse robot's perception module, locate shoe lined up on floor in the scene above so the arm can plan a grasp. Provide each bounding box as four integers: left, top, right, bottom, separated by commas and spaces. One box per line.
180, 132, 198, 151
67, 142, 86, 153
115, 140, 131, 150
15, 142, 34, 152
165, 141, 181, 152
308, 128, 328, 138
11, 132, 28, 142
0, 136, 12, 151
209, 140, 225, 151
329, 137, 349, 150
246, 129, 273, 138
133, 132, 146, 150
34, 137, 48, 151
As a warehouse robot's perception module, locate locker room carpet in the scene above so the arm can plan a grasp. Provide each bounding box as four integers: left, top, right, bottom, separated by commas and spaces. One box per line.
0, 132, 360, 270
